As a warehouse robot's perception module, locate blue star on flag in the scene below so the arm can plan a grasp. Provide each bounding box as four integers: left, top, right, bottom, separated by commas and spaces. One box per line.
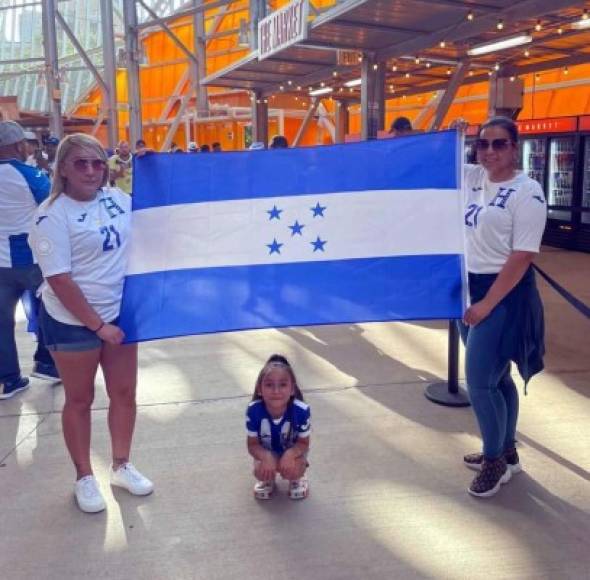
267, 238, 283, 255
311, 202, 326, 217
311, 236, 327, 252
267, 205, 283, 220
289, 220, 305, 236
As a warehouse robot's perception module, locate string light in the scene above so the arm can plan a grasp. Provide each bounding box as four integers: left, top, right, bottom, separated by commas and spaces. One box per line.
467, 10, 474, 21
332, 71, 338, 77
439, 40, 446, 48
524, 49, 530, 57
279, 85, 284, 91
557, 27, 563, 34
509, 76, 515, 82
563, 66, 569, 75
287, 80, 292, 85
415, 57, 421, 64
405, 72, 410, 78
392, 64, 398, 71
357, 55, 362, 62
372, 63, 378, 70
446, 68, 451, 75
535, 73, 540, 81
497, 19, 504, 30
320, 81, 325, 87
297, 85, 302, 91
535, 20, 542, 32
469, 70, 474, 77
494, 63, 500, 71
425, 62, 431, 68
583, 8, 589, 20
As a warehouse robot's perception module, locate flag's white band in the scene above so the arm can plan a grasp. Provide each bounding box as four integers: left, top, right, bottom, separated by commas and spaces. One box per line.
127, 188, 463, 275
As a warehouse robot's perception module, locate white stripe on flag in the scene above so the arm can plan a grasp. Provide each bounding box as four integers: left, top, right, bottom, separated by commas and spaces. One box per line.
127, 188, 463, 275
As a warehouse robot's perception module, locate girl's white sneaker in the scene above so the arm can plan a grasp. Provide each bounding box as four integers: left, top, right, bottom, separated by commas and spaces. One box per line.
253, 480, 275, 500
110, 462, 154, 496
289, 478, 309, 500
74, 475, 106, 513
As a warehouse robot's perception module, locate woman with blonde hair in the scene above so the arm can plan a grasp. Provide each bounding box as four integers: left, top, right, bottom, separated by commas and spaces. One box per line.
30, 133, 153, 513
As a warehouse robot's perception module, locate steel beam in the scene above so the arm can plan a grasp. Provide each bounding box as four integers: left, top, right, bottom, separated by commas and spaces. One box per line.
100, 0, 119, 148
123, 0, 142, 146
249, 0, 267, 50
136, 0, 240, 30
41, 0, 63, 138
193, 0, 209, 117
251, 90, 268, 146
431, 60, 469, 130
361, 54, 385, 140
334, 99, 349, 143
293, 97, 319, 147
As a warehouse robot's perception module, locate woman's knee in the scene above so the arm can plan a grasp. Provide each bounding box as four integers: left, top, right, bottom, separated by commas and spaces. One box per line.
107, 382, 136, 406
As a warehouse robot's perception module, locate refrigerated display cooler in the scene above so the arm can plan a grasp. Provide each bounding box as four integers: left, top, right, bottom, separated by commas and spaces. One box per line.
516, 117, 587, 251
576, 116, 590, 250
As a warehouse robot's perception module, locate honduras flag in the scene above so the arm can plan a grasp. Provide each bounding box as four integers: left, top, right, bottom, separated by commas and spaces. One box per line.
120, 130, 465, 342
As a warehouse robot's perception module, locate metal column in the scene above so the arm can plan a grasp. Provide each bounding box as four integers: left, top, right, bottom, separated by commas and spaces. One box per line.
431, 61, 469, 131
193, 0, 209, 118
335, 100, 350, 144
249, 0, 267, 50
41, 0, 63, 138
251, 91, 268, 146
360, 54, 385, 141
100, 0, 119, 148
123, 1, 142, 147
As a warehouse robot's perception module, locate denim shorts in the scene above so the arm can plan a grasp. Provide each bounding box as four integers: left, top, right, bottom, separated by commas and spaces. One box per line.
40, 304, 117, 352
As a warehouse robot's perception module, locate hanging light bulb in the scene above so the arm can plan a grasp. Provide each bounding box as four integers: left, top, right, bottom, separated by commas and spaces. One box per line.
583, 8, 589, 20
535, 20, 542, 31
509, 76, 515, 82
497, 19, 504, 30
392, 64, 398, 71
535, 73, 540, 81
524, 49, 530, 57
494, 63, 500, 71
469, 70, 474, 77
557, 27, 563, 34
297, 85, 302, 91
467, 10, 474, 21
439, 40, 446, 48
405, 72, 410, 78
446, 68, 451, 75
332, 70, 338, 77
415, 57, 420, 64
425, 61, 431, 68
372, 63, 378, 70
279, 85, 284, 91
287, 80, 292, 85
563, 66, 569, 75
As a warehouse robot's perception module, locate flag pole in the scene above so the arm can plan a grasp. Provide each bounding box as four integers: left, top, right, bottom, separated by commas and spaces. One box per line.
424, 321, 470, 407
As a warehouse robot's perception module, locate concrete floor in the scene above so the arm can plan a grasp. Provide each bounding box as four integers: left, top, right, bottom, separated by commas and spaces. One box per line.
1, 247, 588, 580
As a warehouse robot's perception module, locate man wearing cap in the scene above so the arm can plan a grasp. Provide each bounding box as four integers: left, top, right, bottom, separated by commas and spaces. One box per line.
108, 140, 133, 194
0, 120, 59, 400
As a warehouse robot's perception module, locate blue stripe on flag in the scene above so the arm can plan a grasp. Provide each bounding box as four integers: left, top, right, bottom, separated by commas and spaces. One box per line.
120, 254, 463, 342
132, 131, 459, 210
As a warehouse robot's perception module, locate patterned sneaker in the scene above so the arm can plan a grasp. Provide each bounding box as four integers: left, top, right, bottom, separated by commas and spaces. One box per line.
74, 475, 106, 513
0, 376, 30, 400
31, 362, 61, 382
288, 478, 309, 500
253, 480, 275, 500
468, 456, 511, 498
110, 462, 154, 496
464, 448, 522, 474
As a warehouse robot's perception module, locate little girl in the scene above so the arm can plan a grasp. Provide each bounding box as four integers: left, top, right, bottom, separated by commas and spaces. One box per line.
246, 354, 311, 500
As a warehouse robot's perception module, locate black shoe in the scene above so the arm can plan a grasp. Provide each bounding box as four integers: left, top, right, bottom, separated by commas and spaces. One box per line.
468, 456, 511, 498
31, 362, 60, 382
0, 376, 30, 400
464, 448, 522, 474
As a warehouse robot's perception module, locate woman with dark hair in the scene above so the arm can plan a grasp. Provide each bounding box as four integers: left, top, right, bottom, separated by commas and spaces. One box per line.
460, 116, 546, 498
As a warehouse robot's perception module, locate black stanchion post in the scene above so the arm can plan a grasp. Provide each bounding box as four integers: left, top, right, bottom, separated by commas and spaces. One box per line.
425, 320, 470, 407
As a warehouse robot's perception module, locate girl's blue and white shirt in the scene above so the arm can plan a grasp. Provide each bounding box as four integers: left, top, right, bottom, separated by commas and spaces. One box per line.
246, 398, 311, 456
30, 187, 131, 325
463, 165, 547, 274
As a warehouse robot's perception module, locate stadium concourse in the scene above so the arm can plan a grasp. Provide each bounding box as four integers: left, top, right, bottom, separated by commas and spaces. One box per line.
0, 245, 588, 579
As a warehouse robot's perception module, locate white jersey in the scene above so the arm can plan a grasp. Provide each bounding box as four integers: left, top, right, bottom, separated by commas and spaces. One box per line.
30, 187, 131, 325
463, 165, 547, 273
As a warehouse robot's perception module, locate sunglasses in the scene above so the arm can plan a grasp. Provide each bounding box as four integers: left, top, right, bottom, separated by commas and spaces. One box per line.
71, 158, 107, 172
475, 138, 512, 151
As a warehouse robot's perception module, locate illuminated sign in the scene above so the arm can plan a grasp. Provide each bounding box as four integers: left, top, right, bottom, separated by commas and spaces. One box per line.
258, 0, 309, 61
517, 117, 577, 134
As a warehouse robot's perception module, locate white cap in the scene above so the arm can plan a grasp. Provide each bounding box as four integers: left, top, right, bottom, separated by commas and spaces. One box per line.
248, 141, 265, 150
23, 130, 37, 141
188, 141, 198, 151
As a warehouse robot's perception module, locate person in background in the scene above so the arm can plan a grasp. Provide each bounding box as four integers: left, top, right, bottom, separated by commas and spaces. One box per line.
108, 140, 133, 194
269, 135, 288, 149
187, 142, 199, 153
30, 133, 153, 513
199, 144, 210, 153
459, 116, 547, 498
24, 131, 42, 167
135, 139, 147, 155
248, 142, 265, 151
212, 142, 222, 152
35, 135, 59, 177
246, 354, 311, 501
389, 116, 413, 137
0, 120, 59, 400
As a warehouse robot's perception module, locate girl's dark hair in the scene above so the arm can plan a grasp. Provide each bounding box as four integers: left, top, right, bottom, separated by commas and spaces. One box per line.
479, 116, 519, 143
252, 354, 304, 402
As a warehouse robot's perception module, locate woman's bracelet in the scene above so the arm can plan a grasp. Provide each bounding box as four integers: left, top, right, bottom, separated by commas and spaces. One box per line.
91, 321, 105, 333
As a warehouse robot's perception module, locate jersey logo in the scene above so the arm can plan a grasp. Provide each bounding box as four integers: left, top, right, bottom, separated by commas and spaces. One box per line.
77, 213, 87, 222
99, 197, 125, 218
488, 187, 515, 209
465, 203, 483, 228
35, 216, 48, 225
533, 195, 545, 204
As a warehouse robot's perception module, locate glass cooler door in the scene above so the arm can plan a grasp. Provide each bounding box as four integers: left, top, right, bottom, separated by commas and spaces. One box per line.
547, 137, 576, 221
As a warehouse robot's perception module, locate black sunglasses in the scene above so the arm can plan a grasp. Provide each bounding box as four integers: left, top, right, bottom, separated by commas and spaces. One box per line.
475, 138, 512, 151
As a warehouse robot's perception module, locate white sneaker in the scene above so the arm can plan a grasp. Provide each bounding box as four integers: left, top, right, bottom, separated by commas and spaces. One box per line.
289, 478, 309, 500
74, 475, 106, 513
253, 480, 275, 500
110, 462, 154, 496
